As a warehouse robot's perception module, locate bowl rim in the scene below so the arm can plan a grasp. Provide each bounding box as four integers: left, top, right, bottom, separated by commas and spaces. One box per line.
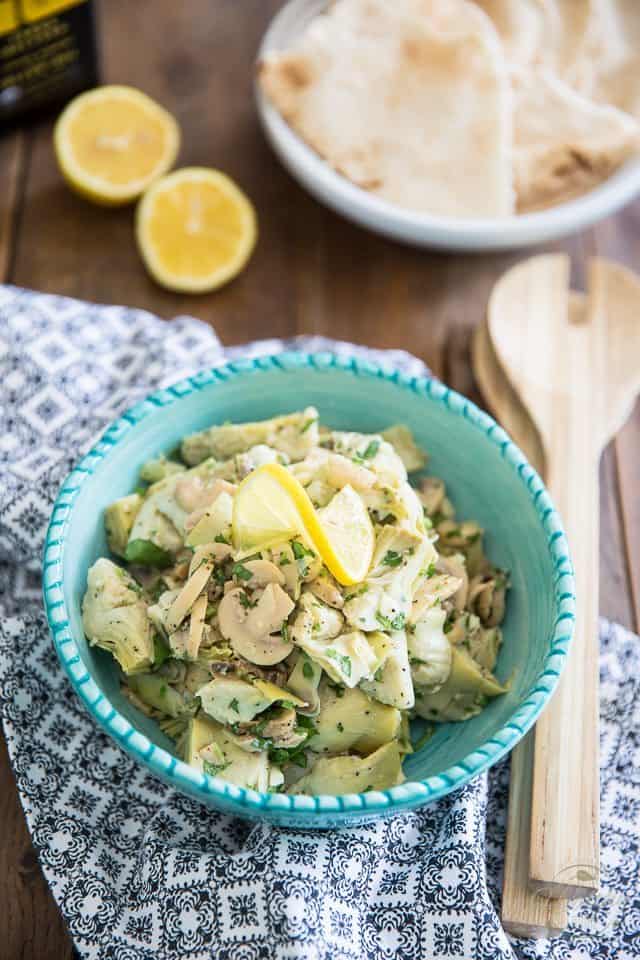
43, 351, 576, 820
255, 0, 640, 251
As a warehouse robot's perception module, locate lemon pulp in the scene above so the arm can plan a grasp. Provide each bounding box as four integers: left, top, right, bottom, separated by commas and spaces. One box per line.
54, 85, 180, 205
135, 167, 257, 293
232, 463, 374, 586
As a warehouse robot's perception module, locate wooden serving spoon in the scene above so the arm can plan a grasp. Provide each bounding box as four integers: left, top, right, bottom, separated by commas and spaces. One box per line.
472, 315, 569, 937
487, 255, 640, 901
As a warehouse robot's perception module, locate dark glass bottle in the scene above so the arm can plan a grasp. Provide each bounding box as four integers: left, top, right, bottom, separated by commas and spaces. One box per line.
0, 0, 98, 128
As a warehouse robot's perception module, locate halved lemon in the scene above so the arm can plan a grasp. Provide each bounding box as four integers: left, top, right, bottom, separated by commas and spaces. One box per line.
54, 85, 180, 205
233, 463, 374, 586
135, 167, 257, 293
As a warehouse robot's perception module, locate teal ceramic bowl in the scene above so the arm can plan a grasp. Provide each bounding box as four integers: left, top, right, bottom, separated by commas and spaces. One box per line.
43, 352, 574, 828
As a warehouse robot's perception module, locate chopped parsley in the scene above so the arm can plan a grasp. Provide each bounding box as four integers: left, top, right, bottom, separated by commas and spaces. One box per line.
124, 539, 172, 569
327, 648, 352, 678
281, 622, 290, 644
376, 611, 406, 631
336, 721, 344, 733
153, 634, 171, 667
203, 759, 231, 777
232, 562, 253, 582
382, 550, 403, 568
300, 416, 318, 434
279, 555, 291, 566
229, 698, 240, 714
292, 540, 315, 560
361, 439, 380, 460
238, 590, 256, 609
214, 533, 230, 544
345, 584, 369, 601
374, 665, 385, 682
302, 659, 315, 680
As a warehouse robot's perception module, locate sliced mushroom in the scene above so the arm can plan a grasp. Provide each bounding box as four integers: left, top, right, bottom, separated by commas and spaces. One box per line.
187, 593, 208, 659
469, 573, 507, 627
246, 583, 294, 638
218, 585, 294, 665
241, 559, 285, 589
271, 543, 300, 599
307, 573, 344, 609
165, 559, 214, 634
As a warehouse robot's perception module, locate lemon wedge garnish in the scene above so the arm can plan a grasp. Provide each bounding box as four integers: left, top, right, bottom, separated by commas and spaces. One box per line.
54, 85, 180, 205
232, 463, 374, 586
135, 167, 257, 293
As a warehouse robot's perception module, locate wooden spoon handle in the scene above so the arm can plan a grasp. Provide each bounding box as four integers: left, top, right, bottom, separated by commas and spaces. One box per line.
472, 320, 569, 933
529, 400, 600, 898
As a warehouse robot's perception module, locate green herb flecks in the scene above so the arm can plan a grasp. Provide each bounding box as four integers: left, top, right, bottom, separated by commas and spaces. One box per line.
382, 550, 403, 568
292, 540, 315, 560
376, 611, 406, 632
124, 539, 172, 569
326, 648, 352, 678
203, 759, 231, 777
232, 563, 253, 582
153, 633, 171, 667
361, 439, 380, 460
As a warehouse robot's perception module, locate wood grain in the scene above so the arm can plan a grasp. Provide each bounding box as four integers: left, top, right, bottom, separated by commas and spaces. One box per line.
501, 733, 568, 937
1, 1, 640, 956
0, 133, 25, 282
487, 256, 640, 901
488, 256, 601, 900
616, 403, 640, 630
472, 318, 567, 935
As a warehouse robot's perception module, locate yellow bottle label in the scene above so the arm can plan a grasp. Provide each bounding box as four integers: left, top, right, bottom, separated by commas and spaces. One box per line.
0, 1, 18, 35
19, 0, 85, 23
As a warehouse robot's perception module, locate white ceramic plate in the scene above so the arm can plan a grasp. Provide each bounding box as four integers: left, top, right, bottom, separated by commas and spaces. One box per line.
256, 0, 640, 252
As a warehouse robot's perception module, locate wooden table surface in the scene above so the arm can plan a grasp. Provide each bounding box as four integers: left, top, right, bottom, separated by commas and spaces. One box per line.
1, 1, 639, 956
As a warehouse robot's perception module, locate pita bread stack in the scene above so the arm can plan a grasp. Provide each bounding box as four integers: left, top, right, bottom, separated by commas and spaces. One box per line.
259, 0, 640, 217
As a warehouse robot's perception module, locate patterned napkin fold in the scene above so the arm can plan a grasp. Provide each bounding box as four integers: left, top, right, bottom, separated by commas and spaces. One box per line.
0, 285, 637, 960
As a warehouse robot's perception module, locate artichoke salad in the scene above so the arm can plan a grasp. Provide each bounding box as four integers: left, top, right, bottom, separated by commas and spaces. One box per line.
82, 409, 509, 795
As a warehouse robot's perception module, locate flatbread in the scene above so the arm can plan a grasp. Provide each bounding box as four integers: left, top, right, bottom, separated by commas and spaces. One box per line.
513, 67, 640, 212
471, 0, 554, 69
259, 0, 514, 218
572, 0, 640, 120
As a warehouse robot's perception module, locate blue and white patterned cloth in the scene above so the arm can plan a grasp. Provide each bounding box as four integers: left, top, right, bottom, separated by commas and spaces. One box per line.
0, 285, 637, 960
